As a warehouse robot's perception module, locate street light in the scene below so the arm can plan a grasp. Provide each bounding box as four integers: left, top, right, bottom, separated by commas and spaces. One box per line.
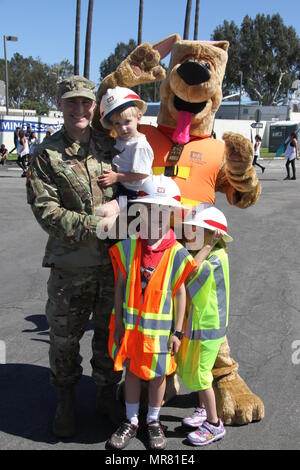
3, 35, 18, 115
237, 71, 243, 120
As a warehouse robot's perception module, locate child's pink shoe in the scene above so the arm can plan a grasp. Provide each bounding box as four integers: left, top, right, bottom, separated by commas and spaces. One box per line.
182, 408, 207, 428
187, 419, 226, 446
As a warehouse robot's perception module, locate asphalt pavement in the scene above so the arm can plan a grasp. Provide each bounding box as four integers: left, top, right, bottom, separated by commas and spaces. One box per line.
0, 159, 300, 451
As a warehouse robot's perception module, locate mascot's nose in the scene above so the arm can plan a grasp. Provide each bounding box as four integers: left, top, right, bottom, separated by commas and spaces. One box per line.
177, 61, 210, 86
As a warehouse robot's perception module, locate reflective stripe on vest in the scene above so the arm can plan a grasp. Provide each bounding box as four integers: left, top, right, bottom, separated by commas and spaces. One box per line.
185, 248, 229, 341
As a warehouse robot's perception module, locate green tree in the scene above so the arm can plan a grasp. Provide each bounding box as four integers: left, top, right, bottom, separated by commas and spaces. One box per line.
212, 13, 300, 105
99, 40, 137, 82
20, 99, 50, 115
213, 20, 240, 98
0, 54, 73, 112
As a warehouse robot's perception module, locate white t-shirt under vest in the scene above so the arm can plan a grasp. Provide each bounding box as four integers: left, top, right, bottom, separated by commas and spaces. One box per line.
112, 134, 154, 191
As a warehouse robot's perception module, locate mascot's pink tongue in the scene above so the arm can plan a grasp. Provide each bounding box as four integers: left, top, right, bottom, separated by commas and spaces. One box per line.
172, 111, 194, 144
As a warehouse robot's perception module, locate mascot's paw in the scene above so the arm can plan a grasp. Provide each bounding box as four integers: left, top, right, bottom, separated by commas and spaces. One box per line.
116, 43, 166, 87
129, 44, 165, 80
213, 372, 265, 425
234, 182, 262, 208
222, 132, 260, 196
223, 132, 253, 170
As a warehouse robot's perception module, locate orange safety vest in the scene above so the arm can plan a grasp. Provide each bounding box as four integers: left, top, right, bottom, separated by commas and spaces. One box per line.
108, 237, 196, 381
139, 125, 225, 207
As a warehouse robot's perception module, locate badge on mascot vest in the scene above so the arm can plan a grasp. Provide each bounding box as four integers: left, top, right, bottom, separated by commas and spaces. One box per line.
166, 143, 184, 163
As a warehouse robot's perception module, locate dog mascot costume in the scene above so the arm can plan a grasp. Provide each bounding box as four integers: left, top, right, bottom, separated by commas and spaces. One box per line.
92, 34, 264, 425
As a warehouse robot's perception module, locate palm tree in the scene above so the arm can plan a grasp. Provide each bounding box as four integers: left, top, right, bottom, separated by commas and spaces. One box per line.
194, 0, 200, 40
74, 0, 81, 75
137, 0, 144, 97
137, 0, 144, 45
183, 0, 192, 40
84, 0, 94, 79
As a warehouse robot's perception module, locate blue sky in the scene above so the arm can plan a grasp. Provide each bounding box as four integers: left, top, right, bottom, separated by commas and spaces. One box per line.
2, 0, 300, 85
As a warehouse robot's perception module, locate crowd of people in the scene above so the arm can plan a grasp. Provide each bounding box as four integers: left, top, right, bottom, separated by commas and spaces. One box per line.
1, 126, 54, 176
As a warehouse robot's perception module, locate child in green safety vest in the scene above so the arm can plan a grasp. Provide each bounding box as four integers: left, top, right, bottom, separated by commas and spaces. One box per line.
177, 205, 233, 447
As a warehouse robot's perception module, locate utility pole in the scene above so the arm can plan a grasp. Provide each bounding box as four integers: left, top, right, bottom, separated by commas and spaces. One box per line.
137, 0, 144, 45
137, 0, 144, 97
183, 0, 192, 40
3, 35, 18, 115
74, 0, 81, 75
238, 71, 243, 120
84, 0, 94, 79
194, 0, 200, 40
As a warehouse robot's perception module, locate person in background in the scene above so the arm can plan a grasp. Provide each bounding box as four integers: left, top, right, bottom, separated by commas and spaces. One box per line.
43, 129, 53, 142
25, 125, 33, 141
252, 135, 265, 174
284, 132, 299, 180
17, 130, 29, 176
10, 126, 20, 154
28, 131, 38, 165
0, 143, 8, 165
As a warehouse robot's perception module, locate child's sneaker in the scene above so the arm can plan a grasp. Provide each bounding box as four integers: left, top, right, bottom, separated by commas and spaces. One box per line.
146, 421, 167, 450
107, 420, 138, 449
182, 408, 207, 428
187, 419, 226, 446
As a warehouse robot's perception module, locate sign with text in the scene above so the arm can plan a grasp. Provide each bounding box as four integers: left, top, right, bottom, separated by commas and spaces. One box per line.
0, 119, 62, 134
251, 122, 263, 129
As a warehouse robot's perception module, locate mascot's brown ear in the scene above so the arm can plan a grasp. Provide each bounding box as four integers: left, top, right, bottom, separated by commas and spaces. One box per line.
210, 40, 230, 52
153, 34, 181, 59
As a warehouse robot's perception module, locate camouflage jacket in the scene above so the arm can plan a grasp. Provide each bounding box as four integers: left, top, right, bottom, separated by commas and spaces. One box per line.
27, 126, 116, 268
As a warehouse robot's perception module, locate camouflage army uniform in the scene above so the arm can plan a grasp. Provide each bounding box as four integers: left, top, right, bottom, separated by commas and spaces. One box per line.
27, 125, 122, 390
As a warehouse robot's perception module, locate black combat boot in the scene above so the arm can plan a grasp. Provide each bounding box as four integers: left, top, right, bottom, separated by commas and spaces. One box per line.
96, 384, 126, 425
53, 386, 76, 438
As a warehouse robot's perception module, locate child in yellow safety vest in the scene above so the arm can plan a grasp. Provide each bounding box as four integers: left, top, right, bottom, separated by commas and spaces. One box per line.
176, 205, 232, 447
106, 175, 197, 450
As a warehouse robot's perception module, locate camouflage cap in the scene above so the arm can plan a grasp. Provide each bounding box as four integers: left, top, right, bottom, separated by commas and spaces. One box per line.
58, 75, 96, 101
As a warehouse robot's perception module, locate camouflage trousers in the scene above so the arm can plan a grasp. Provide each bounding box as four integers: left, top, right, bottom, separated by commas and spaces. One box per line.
46, 264, 122, 389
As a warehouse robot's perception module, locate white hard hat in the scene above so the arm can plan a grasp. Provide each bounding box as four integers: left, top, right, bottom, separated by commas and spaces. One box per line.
100, 86, 147, 129
134, 175, 182, 208
183, 205, 233, 242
